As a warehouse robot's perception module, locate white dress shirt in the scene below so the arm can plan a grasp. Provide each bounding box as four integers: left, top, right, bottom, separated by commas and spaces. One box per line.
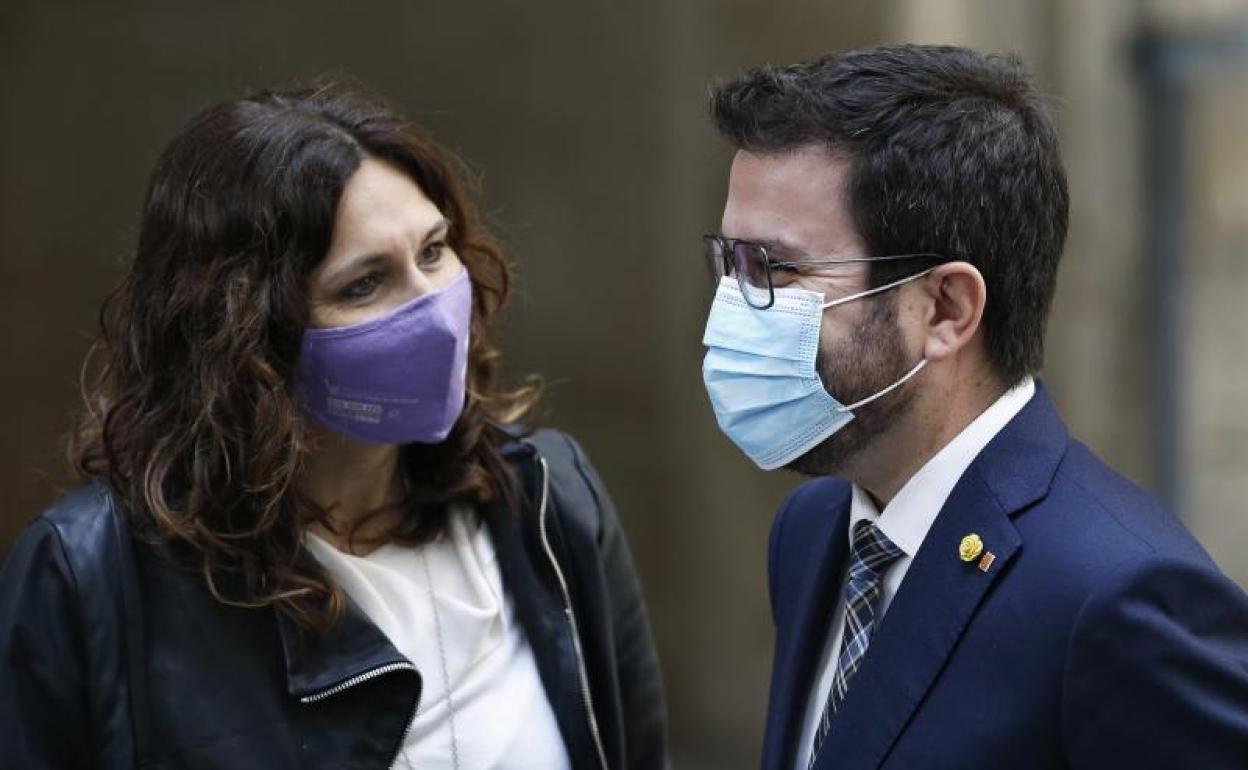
794, 377, 1036, 769
306, 506, 571, 770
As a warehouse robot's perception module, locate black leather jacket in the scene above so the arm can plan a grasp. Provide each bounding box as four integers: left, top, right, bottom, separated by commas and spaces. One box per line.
0, 430, 667, 769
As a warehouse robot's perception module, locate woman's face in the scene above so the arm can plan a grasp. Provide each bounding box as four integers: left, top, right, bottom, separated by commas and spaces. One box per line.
307, 157, 464, 329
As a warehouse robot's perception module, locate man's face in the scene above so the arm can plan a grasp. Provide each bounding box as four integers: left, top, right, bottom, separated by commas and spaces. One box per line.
719, 146, 917, 477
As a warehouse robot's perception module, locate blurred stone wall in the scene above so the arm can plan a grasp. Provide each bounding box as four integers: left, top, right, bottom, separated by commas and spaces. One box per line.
1188, 63, 1248, 586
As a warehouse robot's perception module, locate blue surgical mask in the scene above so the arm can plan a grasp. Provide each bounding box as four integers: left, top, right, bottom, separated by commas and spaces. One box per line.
701, 271, 932, 470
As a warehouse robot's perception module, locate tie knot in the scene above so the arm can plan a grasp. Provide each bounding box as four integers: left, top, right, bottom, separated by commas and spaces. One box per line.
849, 519, 904, 579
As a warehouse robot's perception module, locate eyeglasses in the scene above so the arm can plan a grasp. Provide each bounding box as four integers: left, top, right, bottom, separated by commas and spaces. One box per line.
703, 234, 946, 309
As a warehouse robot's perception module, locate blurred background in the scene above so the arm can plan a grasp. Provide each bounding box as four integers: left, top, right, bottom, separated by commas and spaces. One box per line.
2, 0, 1246, 767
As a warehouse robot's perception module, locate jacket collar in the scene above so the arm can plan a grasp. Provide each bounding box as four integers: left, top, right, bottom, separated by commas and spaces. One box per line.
962, 379, 1069, 515
769, 381, 1069, 770
276, 588, 413, 701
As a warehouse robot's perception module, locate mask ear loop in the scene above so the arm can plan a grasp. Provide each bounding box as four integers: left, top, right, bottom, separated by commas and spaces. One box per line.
837, 358, 928, 413
823, 266, 937, 413
820, 266, 937, 309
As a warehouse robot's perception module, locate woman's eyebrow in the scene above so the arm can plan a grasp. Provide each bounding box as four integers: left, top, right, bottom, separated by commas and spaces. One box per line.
323, 218, 452, 286
418, 218, 450, 246
323, 253, 389, 287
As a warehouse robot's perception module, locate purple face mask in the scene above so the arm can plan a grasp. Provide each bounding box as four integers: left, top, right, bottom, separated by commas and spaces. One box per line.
298, 267, 472, 445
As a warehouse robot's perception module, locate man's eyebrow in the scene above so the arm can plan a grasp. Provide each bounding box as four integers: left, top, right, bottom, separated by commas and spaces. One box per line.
714, 232, 807, 255
726, 235, 807, 257
754, 238, 871, 262
756, 238, 808, 256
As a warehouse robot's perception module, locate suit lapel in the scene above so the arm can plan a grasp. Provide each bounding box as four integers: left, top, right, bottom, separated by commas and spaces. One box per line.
812, 466, 1020, 770
763, 484, 852, 770
810, 382, 1069, 770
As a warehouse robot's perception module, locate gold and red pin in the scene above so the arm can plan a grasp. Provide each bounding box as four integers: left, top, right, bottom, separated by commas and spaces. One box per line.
959, 533, 995, 573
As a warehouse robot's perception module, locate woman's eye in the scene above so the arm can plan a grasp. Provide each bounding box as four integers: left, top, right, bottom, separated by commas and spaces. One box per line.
340, 273, 382, 299
419, 241, 447, 267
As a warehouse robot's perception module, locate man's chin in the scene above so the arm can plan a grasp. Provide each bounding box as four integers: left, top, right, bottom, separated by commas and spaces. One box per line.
782, 422, 869, 478
782, 452, 840, 478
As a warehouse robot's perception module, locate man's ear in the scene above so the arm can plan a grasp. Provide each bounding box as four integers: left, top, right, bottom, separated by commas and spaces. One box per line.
917, 262, 987, 362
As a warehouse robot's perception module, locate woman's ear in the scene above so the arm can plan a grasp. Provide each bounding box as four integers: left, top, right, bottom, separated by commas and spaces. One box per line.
918, 262, 987, 363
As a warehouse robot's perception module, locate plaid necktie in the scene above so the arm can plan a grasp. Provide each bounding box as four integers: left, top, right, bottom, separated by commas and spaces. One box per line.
808, 519, 905, 766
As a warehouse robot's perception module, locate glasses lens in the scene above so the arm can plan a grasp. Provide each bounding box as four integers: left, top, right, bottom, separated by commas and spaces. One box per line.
703, 236, 728, 288
732, 242, 773, 308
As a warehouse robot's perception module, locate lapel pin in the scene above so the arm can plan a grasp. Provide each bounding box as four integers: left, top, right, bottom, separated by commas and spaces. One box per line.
959, 533, 984, 563
978, 552, 996, 572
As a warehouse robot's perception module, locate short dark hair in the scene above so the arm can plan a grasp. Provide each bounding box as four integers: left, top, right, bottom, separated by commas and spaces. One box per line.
710, 44, 1069, 384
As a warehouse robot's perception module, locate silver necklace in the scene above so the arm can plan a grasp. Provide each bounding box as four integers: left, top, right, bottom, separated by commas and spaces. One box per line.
401, 547, 461, 770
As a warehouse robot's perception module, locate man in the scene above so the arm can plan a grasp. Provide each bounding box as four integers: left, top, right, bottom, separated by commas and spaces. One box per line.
700, 45, 1248, 769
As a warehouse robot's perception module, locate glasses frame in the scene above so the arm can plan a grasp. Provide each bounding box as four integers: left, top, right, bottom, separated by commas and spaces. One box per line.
704, 234, 947, 309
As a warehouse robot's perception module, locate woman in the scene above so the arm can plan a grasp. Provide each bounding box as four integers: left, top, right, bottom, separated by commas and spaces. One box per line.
0, 85, 666, 769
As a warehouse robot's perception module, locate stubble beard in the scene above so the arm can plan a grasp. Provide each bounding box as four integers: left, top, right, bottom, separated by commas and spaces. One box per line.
784, 294, 918, 478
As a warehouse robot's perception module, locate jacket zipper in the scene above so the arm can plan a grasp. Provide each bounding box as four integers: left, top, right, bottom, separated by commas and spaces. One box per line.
535, 454, 610, 770
299, 661, 417, 703
300, 661, 420, 767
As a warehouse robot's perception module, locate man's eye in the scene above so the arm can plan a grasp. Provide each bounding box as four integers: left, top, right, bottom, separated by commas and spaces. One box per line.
340, 273, 382, 299
770, 263, 802, 283
769, 262, 807, 287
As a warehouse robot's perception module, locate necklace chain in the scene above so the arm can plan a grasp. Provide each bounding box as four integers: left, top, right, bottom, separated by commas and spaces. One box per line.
400, 547, 461, 770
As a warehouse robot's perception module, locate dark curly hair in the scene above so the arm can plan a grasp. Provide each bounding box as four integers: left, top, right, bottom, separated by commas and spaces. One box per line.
70, 84, 539, 635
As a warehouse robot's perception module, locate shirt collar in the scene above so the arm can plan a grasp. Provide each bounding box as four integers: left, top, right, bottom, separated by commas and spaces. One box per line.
849, 377, 1036, 557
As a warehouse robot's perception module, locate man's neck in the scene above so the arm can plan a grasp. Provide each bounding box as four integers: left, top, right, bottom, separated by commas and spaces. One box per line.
852, 371, 1008, 508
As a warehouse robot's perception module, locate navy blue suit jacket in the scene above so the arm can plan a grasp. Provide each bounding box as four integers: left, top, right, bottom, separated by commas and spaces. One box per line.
763, 383, 1248, 769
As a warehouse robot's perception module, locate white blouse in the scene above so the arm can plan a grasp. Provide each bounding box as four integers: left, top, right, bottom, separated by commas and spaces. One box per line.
305, 507, 571, 770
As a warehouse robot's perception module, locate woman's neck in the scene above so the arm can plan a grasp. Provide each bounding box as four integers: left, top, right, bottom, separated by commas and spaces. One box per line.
301, 428, 405, 552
